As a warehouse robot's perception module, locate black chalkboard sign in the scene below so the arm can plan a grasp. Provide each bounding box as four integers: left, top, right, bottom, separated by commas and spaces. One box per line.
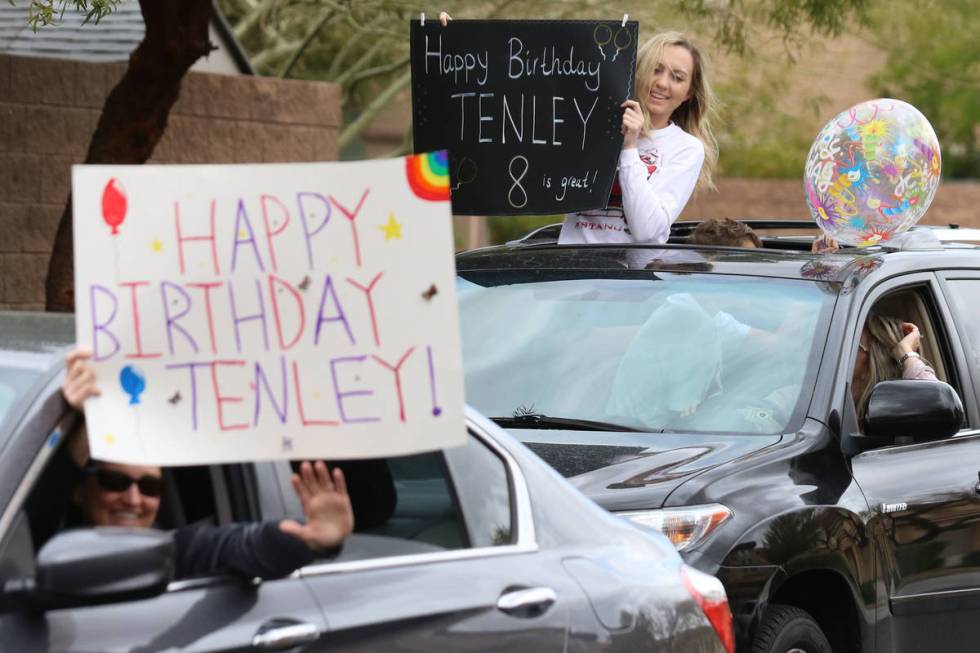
411, 19, 638, 216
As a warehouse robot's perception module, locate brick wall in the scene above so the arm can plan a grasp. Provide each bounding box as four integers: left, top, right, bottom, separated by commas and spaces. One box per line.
0, 53, 340, 310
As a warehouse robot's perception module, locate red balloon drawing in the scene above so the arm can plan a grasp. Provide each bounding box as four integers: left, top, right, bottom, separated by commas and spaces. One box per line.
101, 178, 128, 235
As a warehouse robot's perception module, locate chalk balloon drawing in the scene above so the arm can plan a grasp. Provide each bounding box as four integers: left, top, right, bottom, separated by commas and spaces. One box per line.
803, 99, 941, 247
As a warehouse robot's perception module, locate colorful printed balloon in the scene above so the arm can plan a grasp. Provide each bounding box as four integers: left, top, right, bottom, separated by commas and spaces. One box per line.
101, 178, 128, 235
119, 365, 146, 405
803, 99, 941, 247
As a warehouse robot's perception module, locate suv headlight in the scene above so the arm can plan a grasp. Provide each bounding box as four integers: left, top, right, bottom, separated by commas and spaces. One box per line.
618, 504, 732, 551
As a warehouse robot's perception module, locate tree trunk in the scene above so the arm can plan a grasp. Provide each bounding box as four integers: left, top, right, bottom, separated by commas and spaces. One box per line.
44, 0, 213, 312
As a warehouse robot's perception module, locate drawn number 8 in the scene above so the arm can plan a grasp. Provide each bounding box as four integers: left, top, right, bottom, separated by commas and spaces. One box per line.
508, 156, 529, 209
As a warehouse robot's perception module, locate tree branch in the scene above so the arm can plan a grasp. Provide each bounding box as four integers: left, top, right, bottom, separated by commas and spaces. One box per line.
232, 0, 276, 40
251, 39, 297, 69
338, 69, 410, 151
341, 52, 407, 88
279, 6, 336, 78
325, 13, 385, 80
378, 123, 414, 159
331, 38, 386, 87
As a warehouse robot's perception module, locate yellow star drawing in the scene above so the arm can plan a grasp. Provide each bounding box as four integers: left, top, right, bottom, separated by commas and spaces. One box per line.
151, 238, 163, 253
313, 391, 321, 401
102, 433, 116, 445
378, 213, 403, 241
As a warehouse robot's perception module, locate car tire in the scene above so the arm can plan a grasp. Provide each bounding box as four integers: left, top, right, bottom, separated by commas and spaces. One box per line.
751, 604, 832, 653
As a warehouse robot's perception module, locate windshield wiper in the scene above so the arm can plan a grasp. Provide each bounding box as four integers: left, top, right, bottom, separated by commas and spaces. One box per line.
490, 413, 647, 432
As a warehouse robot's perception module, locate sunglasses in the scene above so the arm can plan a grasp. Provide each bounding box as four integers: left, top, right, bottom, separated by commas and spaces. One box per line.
91, 468, 164, 498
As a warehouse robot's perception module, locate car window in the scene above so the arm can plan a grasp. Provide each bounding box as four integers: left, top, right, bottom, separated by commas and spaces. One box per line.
20, 428, 220, 557
458, 271, 833, 434
848, 285, 964, 435
444, 434, 512, 547
942, 280, 980, 376
275, 432, 514, 562
869, 287, 951, 383
368, 451, 468, 549
14, 424, 514, 584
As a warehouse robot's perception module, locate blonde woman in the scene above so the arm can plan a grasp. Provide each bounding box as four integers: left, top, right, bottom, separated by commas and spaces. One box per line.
852, 314, 938, 422
559, 31, 719, 244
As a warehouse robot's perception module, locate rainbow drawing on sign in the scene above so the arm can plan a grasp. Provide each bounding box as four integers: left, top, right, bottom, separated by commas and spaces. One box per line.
405, 151, 450, 201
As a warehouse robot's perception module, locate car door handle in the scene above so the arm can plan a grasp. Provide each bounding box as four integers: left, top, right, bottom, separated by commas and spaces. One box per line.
497, 586, 557, 618
252, 620, 320, 650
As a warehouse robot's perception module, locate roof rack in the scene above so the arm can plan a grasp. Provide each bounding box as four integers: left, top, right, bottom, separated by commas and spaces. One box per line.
504, 219, 979, 251
506, 223, 563, 246
507, 219, 821, 246
911, 224, 980, 245
671, 219, 820, 236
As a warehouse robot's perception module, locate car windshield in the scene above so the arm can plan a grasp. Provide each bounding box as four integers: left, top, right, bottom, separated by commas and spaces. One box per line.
458, 270, 834, 435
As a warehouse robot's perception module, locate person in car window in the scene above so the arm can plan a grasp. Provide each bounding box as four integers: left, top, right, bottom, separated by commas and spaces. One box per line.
852, 314, 938, 422
557, 31, 719, 245
689, 218, 761, 248
61, 349, 354, 581
689, 218, 840, 253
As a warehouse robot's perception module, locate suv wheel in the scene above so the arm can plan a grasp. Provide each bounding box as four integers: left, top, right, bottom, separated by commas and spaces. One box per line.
751, 604, 832, 653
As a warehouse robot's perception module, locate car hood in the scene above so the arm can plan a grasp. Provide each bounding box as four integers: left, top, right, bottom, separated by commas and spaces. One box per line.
511, 429, 781, 511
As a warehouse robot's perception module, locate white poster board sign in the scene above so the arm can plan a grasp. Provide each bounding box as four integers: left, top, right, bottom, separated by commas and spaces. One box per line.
72, 153, 465, 465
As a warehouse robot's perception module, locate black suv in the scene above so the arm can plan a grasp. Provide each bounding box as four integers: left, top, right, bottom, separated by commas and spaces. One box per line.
455, 221, 980, 653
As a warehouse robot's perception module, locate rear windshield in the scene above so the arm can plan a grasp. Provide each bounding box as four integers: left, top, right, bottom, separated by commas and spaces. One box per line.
458, 270, 833, 435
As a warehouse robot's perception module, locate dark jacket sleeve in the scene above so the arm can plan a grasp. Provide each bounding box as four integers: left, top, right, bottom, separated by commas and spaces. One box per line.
173, 520, 338, 580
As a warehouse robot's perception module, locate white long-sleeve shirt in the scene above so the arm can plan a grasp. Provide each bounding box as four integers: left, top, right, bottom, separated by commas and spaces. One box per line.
558, 123, 705, 244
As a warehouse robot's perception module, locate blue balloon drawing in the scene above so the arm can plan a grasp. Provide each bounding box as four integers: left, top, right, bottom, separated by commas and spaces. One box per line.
119, 365, 146, 405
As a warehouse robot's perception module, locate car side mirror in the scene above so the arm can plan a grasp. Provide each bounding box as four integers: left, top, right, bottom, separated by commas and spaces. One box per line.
862, 380, 964, 442
3, 528, 174, 612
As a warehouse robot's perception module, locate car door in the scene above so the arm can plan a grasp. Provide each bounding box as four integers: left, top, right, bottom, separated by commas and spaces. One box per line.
275, 430, 584, 651
938, 271, 980, 420
1, 573, 329, 652
0, 382, 329, 653
843, 275, 980, 652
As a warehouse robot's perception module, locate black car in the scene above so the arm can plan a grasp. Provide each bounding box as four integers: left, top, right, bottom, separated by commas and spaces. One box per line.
456, 222, 980, 653
0, 311, 732, 651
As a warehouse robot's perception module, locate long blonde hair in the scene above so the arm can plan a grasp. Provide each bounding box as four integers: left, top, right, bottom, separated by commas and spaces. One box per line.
634, 31, 719, 191
856, 314, 929, 422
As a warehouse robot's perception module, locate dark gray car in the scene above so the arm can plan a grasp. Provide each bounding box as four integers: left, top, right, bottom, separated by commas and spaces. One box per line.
0, 311, 731, 652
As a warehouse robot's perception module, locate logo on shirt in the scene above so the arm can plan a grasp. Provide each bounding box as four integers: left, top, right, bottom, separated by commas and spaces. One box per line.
574, 219, 629, 234
640, 148, 661, 180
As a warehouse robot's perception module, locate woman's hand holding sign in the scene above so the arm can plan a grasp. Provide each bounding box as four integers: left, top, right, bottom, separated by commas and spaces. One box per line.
621, 99, 643, 150
64, 348, 100, 409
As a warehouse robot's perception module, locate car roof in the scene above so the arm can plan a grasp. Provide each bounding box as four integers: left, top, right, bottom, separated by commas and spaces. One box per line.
0, 311, 74, 373
457, 220, 980, 288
